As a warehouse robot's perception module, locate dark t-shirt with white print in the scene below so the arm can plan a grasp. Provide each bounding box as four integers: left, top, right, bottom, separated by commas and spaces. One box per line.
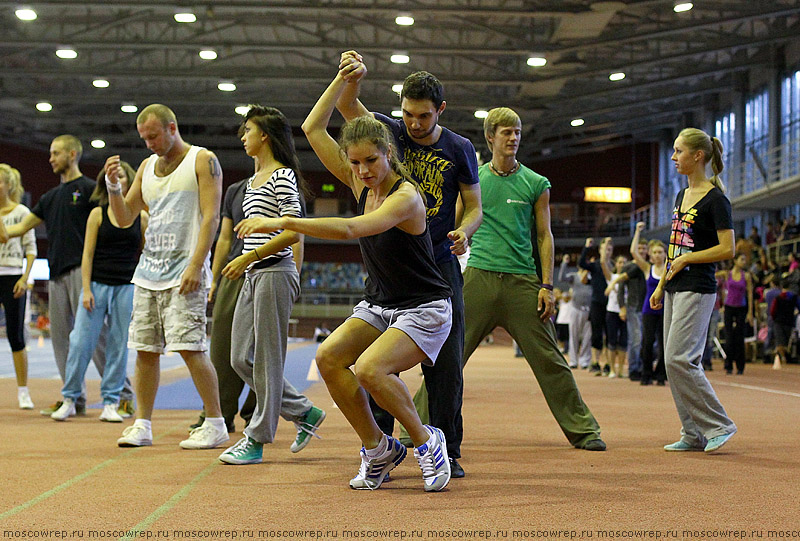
665, 187, 732, 294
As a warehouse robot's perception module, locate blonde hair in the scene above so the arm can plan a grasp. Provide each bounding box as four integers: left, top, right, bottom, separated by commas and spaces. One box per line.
339, 116, 413, 187
0, 163, 24, 203
483, 107, 521, 151
647, 239, 665, 251
678, 127, 725, 192
137, 103, 177, 127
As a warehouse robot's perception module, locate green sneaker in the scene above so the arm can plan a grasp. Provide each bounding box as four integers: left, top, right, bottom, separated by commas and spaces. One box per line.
290, 407, 326, 453
117, 399, 135, 419
219, 436, 263, 465
40, 400, 63, 416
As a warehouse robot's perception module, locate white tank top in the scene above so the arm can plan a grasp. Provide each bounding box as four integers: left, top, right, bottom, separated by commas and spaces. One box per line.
132, 145, 212, 290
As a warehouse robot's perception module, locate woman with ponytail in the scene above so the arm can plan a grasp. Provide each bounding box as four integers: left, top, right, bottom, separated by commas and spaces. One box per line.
649, 127, 738, 453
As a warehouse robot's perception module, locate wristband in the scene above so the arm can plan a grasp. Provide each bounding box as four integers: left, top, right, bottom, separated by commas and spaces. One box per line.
540, 283, 554, 291
105, 174, 122, 196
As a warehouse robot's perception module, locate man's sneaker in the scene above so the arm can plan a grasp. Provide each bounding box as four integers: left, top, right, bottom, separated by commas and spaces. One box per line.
578, 438, 607, 451
117, 400, 135, 419
99, 404, 123, 423
51, 399, 76, 421
449, 457, 465, 479
18, 388, 34, 410
179, 423, 230, 449
704, 430, 736, 453
350, 436, 407, 490
117, 424, 153, 447
40, 400, 63, 416
663, 440, 704, 452
414, 425, 451, 492
219, 436, 263, 464
290, 406, 326, 453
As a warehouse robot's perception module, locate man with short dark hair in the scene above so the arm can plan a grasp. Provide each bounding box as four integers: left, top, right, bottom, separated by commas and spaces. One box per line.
336, 51, 482, 477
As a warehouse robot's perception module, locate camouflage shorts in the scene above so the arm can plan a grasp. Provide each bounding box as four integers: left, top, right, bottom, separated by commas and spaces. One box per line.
128, 285, 208, 353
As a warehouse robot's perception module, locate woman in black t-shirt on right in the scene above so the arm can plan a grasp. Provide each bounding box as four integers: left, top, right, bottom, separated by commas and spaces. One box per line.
650, 128, 738, 454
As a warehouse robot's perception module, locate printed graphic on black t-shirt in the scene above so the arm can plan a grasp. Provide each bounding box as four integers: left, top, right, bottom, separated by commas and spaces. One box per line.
665, 187, 732, 294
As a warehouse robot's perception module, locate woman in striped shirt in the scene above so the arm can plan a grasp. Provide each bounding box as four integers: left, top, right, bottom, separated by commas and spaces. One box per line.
217, 106, 325, 466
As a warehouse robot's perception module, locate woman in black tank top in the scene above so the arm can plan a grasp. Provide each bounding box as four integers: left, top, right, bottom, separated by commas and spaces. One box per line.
235, 63, 453, 492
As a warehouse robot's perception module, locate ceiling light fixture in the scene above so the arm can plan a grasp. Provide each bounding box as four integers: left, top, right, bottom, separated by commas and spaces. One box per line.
673, 2, 693, 13
571, 118, 585, 127
609, 72, 626, 81
527, 56, 547, 67
391, 110, 403, 118
218, 81, 237, 92
55, 47, 77, 59
91, 139, 106, 149
391, 83, 403, 94
474, 110, 489, 119
92, 78, 110, 88
395, 15, 414, 26
174, 12, 196, 23
390, 53, 410, 64
36, 102, 52, 112
235, 105, 251, 116
15, 8, 37, 21
199, 49, 217, 60
121, 103, 138, 113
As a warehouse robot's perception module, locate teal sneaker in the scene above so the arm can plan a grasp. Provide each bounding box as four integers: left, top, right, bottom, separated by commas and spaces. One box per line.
290, 407, 326, 453
704, 430, 736, 453
219, 436, 263, 465
664, 440, 704, 452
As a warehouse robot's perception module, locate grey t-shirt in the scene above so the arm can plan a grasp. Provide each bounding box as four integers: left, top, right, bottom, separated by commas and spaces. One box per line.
620, 262, 646, 311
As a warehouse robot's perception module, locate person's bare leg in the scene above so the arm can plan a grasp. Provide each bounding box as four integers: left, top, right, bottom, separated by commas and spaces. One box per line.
12, 349, 28, 387
180, 350, 222, 418
134, 351, 160, 420
315, 319, 385, 448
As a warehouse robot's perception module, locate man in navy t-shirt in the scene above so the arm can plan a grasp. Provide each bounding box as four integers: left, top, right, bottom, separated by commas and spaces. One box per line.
336, 51, 482, 478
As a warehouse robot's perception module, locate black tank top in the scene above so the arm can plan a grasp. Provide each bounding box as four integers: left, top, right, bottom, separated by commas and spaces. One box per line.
92, 206, 142, 286
357, 179, 452, 309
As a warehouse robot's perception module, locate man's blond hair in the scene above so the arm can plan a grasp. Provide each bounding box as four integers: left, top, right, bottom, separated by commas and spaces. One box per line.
483, 107, 521, 151
137, 104, 178, 127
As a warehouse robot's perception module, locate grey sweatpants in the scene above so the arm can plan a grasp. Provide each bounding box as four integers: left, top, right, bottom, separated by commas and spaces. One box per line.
568, 308, 592, 368
48, 266, 134, 407
231, 261, 312, 444
663, 291, 737, 446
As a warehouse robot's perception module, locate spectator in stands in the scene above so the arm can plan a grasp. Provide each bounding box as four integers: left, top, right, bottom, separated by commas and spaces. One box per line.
749, 226, 761, 248
0, 164, 37, 409
769, 278, 800, 370
765, 222, 778, 245
763, 277, 781, 357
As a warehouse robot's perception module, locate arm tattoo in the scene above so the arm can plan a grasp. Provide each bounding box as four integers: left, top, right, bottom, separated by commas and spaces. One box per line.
208, 156, 222, 180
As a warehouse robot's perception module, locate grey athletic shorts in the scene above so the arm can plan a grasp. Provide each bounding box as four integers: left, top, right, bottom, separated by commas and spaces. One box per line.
348, 298, 452, 366
128, 285, 208, 353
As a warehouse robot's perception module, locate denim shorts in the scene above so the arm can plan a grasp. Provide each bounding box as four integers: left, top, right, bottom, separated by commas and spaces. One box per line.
128, 285, 208, 353
348, 298, 452, 366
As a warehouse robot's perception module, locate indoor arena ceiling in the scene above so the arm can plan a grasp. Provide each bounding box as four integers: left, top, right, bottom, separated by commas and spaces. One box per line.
0, 0, 799, 170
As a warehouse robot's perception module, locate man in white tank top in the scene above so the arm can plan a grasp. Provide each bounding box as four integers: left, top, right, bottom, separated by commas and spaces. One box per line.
104, 104, 228, 450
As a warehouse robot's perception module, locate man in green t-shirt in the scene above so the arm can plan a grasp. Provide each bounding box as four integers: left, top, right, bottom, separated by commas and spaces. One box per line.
462, 107, 605, 451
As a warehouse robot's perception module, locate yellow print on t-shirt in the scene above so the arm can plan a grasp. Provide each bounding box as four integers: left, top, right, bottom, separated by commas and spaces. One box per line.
403, 148, 454, 218
668, 204, 698, 262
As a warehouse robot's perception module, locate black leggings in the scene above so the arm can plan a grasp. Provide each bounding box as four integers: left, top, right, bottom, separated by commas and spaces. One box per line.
641, 312, 665, 382
589, 301, 607, 350
0, 274, 27, 352
724, 305, 747, 373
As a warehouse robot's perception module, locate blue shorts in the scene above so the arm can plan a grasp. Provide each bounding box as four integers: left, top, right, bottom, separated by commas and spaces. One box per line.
348, 298, 452, 366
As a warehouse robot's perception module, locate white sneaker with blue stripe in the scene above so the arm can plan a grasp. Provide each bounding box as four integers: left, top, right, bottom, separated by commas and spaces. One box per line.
414, 425, 451, 492
349, 435, 407, 490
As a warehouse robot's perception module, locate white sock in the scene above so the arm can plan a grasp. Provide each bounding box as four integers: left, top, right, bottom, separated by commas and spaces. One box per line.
18, 386, 28, 393
365, 434, 389, 458
204, 417, 226, 430
133, 419, 152, 430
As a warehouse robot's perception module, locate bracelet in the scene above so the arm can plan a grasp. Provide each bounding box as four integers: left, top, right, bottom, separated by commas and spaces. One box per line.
104, 174, 122, 196
253, 247, 262, 260
540, 283, 554, 291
